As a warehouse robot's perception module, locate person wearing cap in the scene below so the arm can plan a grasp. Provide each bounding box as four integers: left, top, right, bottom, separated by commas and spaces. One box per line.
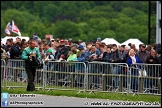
77, 45, 89, 62
75, 45, 89, 87
67, 43, 80, 58
33, 32, 39, 40
68, 38, 73, 46
44, 48, 55, 81
97, 37, 101, 42
55, 39, 69, 60
45, 48, 55, 62
136, 44, 150, 91
44, 43, 54, 56
136, 44, 150, 63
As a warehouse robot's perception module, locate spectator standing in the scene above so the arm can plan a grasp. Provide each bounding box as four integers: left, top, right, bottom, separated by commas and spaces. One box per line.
55, 39, 69, 60
145, 49, 159, 93
136, 44, 150, 63
110, 44, 122, 89
126, 49, 143, 93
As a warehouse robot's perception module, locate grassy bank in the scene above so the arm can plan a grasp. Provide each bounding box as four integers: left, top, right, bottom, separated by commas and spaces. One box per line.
1, 87, 161, 103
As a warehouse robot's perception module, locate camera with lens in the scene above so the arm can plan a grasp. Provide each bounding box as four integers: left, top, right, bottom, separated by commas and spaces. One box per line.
31, 56, 43, 69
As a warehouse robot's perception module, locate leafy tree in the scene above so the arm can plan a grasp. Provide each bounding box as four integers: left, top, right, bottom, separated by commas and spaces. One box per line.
1, 1, 156, 45
54, 20, 81, 40
42, 4, 59, 22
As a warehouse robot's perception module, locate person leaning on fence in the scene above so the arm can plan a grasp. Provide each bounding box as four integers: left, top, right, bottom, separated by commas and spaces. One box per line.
145, 49, 159, 93
88, 44, 101, 88
21, 39, 41, 92
74, 45, 89, 87
120, 45, 131, 88
126, 49, 143, 93
110, 44, 122, 89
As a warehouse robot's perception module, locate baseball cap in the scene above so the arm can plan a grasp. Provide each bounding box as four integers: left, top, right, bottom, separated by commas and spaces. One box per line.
78, 45, 84, 50
142, 44, 146, 48
47, 49, 52, 53
60, 39, 64, 42
97, 37, 101, 42
71, 43, 78, 47
33, 36, 38, 40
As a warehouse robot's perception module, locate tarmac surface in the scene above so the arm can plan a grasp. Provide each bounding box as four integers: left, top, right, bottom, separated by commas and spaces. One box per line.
1, 94, 161, 107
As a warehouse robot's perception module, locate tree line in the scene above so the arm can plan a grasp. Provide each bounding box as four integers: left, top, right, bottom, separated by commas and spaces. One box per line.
1, 1, 156, 44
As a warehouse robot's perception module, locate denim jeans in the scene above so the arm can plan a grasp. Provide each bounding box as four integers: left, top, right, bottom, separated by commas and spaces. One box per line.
89, 64, 100, 87
130, 68, 138, 92
112, 66, 120, 88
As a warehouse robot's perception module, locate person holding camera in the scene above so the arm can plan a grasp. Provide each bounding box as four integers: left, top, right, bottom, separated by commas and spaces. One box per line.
21, 39, 41, 92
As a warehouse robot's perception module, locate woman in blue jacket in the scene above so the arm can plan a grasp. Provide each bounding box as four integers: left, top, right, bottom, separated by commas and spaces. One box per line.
126, 49, 143, 93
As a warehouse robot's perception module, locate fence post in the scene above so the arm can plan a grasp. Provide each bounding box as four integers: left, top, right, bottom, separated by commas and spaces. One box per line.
40, 70, 44, 86
55, 71, 58, 86
138, 77, 143, 93
158, 77, 161, 94
2, 66, 4, 80
70, 72, 74, 88
102, 74, 106, 91
119, 74, 123, 92
14, 67, 17, 82
88, 75, 91, 90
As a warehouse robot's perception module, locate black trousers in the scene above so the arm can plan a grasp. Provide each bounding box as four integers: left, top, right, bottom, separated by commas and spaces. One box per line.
25, 67, 36, 91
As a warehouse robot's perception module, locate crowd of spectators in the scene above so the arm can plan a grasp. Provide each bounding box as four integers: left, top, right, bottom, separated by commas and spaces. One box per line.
1, 34, 161, 65
1, 33, 161, 92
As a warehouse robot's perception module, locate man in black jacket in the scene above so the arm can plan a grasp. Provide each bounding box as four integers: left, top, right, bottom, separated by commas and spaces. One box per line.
55, 39, 69, 60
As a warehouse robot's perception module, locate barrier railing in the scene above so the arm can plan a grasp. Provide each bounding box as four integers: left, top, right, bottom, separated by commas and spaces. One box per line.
129, 63, 161, 95
86, 62, 129, 95
43, 61, 87, 93
1, 59, 161, 96
5, 59, 44, 90
1, 59, 6, 88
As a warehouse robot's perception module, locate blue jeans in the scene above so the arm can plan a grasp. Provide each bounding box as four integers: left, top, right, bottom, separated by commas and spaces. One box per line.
130, 68, 138, 92
112, 66, 120, 88
89, 64, 100, 87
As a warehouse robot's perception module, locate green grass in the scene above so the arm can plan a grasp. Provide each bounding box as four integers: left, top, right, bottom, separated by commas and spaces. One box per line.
1, 80, 161, 103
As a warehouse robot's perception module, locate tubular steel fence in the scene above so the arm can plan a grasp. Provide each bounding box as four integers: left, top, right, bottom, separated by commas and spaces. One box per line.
1, 59, 161, 96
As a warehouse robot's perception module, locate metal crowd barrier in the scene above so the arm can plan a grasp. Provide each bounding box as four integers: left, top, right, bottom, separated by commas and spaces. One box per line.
43, 61, 87, 93
1, 59, 161, 96
87, 62, 129, 95
129, 63, 161, 95
5, 59, 44, 90
1, 59, 6, 88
